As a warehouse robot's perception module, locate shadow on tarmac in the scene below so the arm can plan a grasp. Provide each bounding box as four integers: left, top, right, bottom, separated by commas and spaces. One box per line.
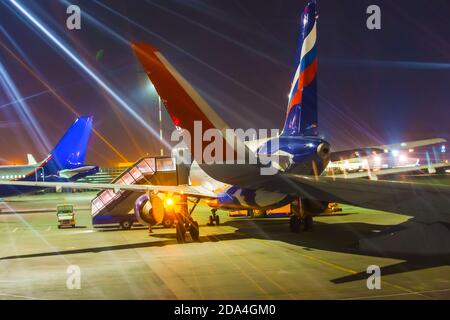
1, 216, 448, 284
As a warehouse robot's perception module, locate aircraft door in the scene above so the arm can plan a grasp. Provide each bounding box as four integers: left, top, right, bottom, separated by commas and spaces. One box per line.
35, 167, 45, 182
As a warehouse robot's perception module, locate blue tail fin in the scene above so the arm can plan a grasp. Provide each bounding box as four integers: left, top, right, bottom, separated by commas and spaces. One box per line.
42, 116, 93, 173
282, 0, 318, 137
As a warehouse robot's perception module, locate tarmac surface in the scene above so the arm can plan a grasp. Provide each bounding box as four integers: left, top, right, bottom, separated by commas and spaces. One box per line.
0, 192, 449, 300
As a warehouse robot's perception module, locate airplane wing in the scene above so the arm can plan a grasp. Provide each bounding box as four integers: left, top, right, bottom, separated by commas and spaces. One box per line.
0, 181, 218, 199
270, 174, 450, 223
372, 138, 447, 151
332, 163, 449, 179
330, 138, 447, 162
330, 148, 384, 162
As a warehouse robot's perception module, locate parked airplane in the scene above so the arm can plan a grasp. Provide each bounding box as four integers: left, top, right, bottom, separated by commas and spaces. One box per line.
0, 116, 98, 197
2, 1, 449, 243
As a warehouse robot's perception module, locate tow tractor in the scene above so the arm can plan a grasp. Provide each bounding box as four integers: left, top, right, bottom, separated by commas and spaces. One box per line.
56, 204, 76, 229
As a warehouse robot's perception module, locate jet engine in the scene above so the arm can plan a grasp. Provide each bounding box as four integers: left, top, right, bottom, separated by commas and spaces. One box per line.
302, 198, 329, 216
134, 193, 165, 226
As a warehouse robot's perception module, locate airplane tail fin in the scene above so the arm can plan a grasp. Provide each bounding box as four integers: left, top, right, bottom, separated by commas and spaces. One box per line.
131, 43, 248, 162
282, 0, 319, 137
42, 116, 93, 173
27, 154, 37, 165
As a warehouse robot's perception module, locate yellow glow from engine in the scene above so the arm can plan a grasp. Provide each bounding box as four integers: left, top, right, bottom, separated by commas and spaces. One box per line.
165, 197, 174, 206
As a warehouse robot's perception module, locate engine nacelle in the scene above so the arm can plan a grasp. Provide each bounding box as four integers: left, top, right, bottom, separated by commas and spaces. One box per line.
134, 193, 165, 226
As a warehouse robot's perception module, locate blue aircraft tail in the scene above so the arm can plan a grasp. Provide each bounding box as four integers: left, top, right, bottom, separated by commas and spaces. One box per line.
282, 0, 319, 137
42, 116, 93, 173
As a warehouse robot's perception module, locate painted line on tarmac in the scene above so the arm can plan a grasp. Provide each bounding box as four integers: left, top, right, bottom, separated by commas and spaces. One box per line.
210, 234, 296, 299
262, 240, 429, 299
201, 233, 273, 299
229, 239, 297, 299
0, 292, 44, 300
69, 230, 94, 234
302, 253, 428, 299
0, 206, 91, 214
344, 287, 450, 300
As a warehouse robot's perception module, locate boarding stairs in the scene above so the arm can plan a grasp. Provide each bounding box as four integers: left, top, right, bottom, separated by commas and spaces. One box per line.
90, 156, 187, 224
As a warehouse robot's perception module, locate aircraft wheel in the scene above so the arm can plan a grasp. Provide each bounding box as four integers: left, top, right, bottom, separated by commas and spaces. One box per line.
214, 215, 220, 226
176, 223, 186, 244
304, 216, 313, 231
289, 215, 301, 233
162, 216, 174, 228
120, 220, 133, 230
189, 221, 200, 241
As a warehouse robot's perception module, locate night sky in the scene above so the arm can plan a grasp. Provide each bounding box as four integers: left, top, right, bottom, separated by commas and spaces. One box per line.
0, 0, 449, 166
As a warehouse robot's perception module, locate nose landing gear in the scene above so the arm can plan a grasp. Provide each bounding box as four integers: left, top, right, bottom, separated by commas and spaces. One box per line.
208, 208, 220, 226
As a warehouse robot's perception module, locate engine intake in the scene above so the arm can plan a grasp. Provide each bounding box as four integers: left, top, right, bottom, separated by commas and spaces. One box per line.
134, 194, 165, 226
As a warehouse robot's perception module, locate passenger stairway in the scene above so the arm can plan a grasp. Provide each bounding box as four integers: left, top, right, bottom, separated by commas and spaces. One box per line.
91, 156, 185, 227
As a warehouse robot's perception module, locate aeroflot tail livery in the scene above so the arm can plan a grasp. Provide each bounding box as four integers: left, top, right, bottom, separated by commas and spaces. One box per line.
0, 116, 98, 197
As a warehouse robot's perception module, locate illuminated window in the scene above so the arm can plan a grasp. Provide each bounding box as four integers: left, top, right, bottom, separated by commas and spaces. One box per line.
129, 167, 143, 180
99, 189, 115, 205
120, 173, 135, 185
91, 198, 104, 215
156, 158, 176, 172
145, 158, 156, 171
137, 159, 153, 174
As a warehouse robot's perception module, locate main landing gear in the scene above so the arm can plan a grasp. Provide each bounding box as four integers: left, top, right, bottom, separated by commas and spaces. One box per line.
175, 196, 201, 244
289, 215, 313, 232
175, 219, 199, 243
289, 198, 313, 232
207, 208, 220, 226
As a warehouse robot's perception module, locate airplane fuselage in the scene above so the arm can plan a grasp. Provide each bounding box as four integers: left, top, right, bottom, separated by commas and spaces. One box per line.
191, 135, 331, 211
0, 162, 98, 197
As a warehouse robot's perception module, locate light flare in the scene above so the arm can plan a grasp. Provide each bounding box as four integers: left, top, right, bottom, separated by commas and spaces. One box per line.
8, 0, 171, 150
